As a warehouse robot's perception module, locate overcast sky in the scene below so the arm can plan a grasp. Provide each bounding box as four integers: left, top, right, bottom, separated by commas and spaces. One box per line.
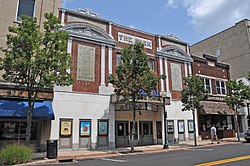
62, 0, 250, 45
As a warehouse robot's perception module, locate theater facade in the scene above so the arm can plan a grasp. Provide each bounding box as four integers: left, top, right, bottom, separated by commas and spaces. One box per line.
49, 8, 195, 150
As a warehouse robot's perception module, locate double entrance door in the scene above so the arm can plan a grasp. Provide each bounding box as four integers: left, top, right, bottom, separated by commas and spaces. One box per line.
115, 121, 153, 147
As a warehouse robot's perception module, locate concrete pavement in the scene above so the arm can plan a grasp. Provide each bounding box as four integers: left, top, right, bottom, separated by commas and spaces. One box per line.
21, 137, 244, 165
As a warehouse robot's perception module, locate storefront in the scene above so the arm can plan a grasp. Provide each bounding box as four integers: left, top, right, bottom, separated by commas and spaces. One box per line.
112, 93, 167, 148
198, 101, 236, 140
0, 99, 54, 151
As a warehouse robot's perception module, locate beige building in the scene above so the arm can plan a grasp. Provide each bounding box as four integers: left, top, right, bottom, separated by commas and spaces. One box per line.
0, 0, 61, 151
190, 19, 250, 79
0, 0, 61, 58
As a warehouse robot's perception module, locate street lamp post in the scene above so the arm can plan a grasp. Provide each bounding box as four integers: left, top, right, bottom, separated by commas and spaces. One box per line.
161, 92, 170, 149
163, 96, 169, 149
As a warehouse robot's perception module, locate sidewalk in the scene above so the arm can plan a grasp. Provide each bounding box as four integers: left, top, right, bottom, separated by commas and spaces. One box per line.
27, 137, 243, 165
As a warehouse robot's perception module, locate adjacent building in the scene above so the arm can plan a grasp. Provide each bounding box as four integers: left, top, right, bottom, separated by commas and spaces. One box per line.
190, 19, 250, 135
191, 54, 239, 140
190, 19, 250, 80
0, 0, 61, 151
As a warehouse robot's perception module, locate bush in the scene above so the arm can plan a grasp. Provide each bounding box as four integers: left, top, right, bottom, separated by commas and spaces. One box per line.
0, 144, 33, 165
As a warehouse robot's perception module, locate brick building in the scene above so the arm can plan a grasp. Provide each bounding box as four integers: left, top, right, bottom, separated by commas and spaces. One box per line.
191, 54, 238, 140
190, 19, 250, 80
0, 0, 61, 151
50, 8, 195, 150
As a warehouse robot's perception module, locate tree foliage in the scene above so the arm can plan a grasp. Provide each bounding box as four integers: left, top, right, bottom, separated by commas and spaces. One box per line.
0, 13, 73, 144
108, 42, 162, 152
181, 76, 207, 111
108, 42, 161, 99
225, 80, 250, 111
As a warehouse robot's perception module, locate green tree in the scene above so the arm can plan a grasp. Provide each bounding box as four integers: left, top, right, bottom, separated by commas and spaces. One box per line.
225, 80, 250, 141
109, 42, 161, 152
0, 14, 73, 145
181, 76, 207, 146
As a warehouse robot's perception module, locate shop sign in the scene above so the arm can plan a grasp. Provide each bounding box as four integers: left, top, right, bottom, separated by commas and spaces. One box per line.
207, 96, 224, 101
118, 32, 152, 49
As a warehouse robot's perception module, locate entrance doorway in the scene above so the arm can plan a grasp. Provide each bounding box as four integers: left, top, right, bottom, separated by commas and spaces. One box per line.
139, 121, 153, 145
115, 121, 129, 147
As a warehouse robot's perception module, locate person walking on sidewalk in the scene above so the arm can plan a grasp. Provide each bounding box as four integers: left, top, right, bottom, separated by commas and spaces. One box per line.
211, 125, 219, 144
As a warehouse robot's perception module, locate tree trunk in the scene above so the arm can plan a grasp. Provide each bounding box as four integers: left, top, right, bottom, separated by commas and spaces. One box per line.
131, 94, 136, 153
192, 109, 197, 146
25, 93, 32, 145
234, 114, 241, 142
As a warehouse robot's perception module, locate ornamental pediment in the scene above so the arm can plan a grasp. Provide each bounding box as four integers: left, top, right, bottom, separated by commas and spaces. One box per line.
61, 24, 115, 45
157, 46, 193, 62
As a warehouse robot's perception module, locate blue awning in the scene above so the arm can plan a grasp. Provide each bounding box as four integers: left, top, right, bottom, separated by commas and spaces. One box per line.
0, 100, 55, 120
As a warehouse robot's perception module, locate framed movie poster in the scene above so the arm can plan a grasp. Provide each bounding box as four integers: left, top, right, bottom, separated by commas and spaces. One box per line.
60, 120, 72, 136
178, 120, 185, 133
167, 120, 174, 133
98, 120, 108, 136
79, 120, 91, 137
188, 120, 194, 133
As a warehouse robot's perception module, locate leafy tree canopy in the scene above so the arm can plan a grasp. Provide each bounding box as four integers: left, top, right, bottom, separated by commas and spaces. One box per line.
108, 42, 162, 100
0, 13, 73, 91
181, 76, 207, 111
225, 80, 250, 111
0, 13, 73, 144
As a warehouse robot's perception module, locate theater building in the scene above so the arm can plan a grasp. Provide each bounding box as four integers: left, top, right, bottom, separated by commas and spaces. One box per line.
191, 54, 236, 140
50, 8, 195, 150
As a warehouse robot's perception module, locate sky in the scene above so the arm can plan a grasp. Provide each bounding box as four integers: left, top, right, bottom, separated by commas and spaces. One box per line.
62, 0, 250, 45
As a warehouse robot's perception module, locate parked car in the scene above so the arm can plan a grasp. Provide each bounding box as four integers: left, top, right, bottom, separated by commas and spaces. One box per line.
244, 129, 250, 142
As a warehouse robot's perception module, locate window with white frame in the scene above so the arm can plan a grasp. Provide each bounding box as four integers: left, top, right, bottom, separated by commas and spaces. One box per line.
202, 78, 211, 94
216, 80, 226, 95
148, 59, 154, 71
17, 0, 35, 21
116, 54, 123, 65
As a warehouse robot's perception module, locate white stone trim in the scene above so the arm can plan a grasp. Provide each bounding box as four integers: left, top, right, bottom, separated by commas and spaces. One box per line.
108, 46, 112, 86
61, 9, 66, 26
158, 36, 162, 50
159, 57, 164, 92
184, 63, 188, 77
101, 44, 106, 86
188, 63, 192, 76
164, 58, 170, 94
196, 74, 228, 82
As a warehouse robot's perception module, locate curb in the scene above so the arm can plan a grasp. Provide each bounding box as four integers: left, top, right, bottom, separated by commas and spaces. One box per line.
18, 141, 240, 165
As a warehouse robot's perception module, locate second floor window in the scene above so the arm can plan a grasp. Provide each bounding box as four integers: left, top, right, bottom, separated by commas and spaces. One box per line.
148, 59, 154, 71
216, 80, 226, 95
203, 78, 211, 94
116, 54, 123, 65
17, 0, 35, 21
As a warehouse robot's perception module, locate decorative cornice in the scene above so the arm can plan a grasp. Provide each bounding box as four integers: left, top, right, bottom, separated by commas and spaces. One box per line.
76, 8, 101, 18
156, 46, 193, 63
60, 23, 116, 46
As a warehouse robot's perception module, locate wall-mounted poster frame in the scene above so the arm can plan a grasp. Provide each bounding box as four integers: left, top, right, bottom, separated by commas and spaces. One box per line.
98, 119, 108, 136
79, 119, 91, 137
60, 119, 72, 137
178, 120, 185, 133
188, 120, 194, 133
167, 120, 174, 133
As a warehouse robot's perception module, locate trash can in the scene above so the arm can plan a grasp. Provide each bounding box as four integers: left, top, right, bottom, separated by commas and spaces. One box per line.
217, 130, 223, 139
46, 140, 58, 159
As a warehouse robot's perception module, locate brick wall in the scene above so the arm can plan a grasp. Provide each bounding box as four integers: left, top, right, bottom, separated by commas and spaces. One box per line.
71, 40, 101, 93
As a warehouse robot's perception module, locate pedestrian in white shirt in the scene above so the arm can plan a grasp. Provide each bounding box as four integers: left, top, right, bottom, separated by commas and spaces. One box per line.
211, 125, 219, 144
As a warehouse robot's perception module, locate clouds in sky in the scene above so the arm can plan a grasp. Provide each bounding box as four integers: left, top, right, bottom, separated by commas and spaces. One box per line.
167, 0, 250, 36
